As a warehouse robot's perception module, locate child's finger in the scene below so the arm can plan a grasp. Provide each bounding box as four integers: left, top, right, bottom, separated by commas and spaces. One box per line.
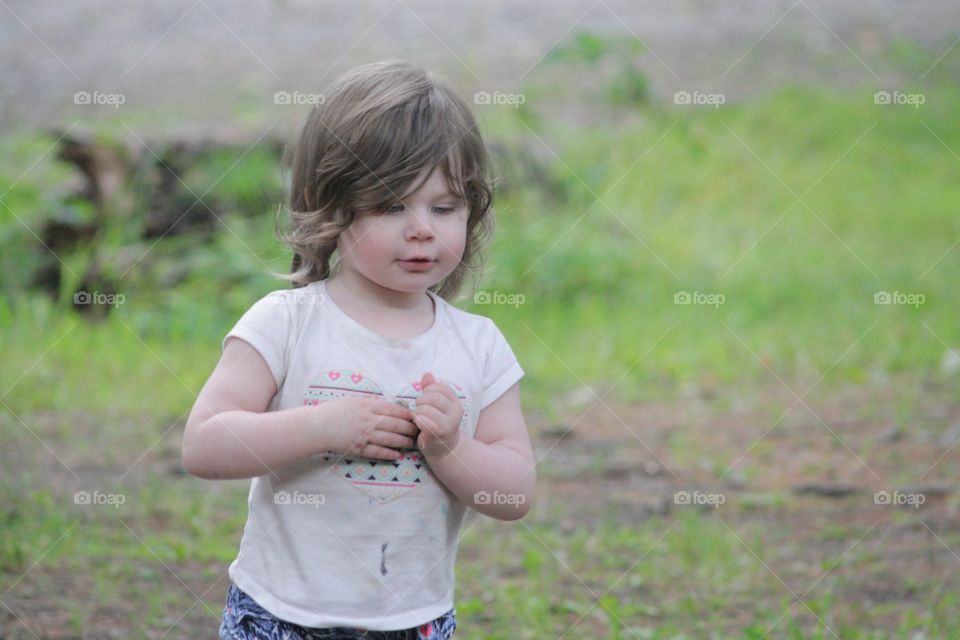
364, 444, 404, 460
375, 430, 415, 450
423, 382, 459, 405
414, 390, 445, 412
413, 414, 439, 436
415, 405, 447, 431
377, 400, 415, 422
423, 383, 458, 406
381, 418, 418, 438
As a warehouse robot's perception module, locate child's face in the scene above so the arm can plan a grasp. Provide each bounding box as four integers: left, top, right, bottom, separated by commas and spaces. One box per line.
336, 166, 468, 294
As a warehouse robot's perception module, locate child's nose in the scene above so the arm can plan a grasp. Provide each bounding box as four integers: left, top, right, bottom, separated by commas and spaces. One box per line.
406, 209, 435, 239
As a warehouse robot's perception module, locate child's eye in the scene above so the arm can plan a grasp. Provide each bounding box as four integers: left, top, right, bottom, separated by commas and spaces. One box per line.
382, 204, 456, 215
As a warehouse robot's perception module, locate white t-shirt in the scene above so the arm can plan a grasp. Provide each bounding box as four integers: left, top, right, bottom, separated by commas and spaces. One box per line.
220, 278, 524, 630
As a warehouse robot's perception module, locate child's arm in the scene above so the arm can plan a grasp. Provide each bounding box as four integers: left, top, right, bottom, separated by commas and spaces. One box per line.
181, 338, 335, 480
424, 382, 535, 521
184, 338, 418, 479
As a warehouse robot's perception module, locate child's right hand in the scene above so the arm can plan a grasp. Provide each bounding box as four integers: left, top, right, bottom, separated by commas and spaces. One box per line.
320, 396, 419, 460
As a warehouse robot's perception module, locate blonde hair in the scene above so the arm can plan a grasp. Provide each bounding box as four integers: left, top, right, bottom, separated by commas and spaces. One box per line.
273, 59, 495, 302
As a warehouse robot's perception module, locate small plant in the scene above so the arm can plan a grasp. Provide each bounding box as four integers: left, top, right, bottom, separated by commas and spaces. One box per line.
545, 29, 651, 107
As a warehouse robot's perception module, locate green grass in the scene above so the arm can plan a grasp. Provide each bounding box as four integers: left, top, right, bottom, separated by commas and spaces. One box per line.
485, 83, 959, 401
4, 476, 952, 637
3, 83, 960, 416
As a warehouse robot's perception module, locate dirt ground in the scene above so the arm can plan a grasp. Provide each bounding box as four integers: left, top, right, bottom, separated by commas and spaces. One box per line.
1, 373, 958, 637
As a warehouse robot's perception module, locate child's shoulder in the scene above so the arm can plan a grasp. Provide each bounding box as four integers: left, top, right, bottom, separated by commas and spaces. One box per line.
236, 283, 325, 325
249, 281, 324, 306
438, 297, 522, 378
437, 295, 505, 339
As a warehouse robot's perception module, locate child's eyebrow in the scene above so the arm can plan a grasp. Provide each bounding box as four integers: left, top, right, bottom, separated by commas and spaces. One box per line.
401, 189, 463, 202
436, 189, 466, 200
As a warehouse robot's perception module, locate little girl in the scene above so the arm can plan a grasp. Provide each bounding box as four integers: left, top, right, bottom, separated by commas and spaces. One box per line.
182, 59, 536, 639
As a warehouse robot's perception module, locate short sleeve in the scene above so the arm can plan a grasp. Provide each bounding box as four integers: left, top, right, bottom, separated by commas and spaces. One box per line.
221, 290, 296, 390
480, 318, 525, 411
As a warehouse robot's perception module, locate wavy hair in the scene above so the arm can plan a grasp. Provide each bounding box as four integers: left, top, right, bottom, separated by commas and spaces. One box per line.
271, 59, 496, 302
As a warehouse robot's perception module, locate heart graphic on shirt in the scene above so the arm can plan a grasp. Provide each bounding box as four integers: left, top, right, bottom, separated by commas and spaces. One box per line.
304, 369, 468, 503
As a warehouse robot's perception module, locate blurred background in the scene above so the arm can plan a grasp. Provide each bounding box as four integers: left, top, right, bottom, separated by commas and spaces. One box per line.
2, 1, 959, 637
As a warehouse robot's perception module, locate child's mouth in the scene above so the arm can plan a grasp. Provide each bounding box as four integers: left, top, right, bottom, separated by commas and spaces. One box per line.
399, 258, 435, 270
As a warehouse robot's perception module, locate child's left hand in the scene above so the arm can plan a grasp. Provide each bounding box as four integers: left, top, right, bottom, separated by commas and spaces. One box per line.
412, 372, 463, 460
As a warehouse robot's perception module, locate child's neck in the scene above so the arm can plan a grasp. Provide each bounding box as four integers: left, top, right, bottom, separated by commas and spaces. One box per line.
327, 272, 429, 310
325, 272, 435, 338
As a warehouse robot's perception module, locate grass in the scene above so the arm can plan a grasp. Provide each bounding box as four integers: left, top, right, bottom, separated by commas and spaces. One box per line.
3, 82, 960, 416
5, 474, 954, 638
493, 83, 958, 398
2, 49, 960, 637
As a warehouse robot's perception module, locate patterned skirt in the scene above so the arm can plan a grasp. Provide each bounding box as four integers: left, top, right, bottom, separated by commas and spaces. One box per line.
219, 582, 457, 640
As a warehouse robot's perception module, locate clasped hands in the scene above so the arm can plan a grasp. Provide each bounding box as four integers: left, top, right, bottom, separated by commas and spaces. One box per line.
407, 372, 462, 460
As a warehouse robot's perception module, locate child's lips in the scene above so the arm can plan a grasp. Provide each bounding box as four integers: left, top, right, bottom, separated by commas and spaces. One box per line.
399, 258, 436, 270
